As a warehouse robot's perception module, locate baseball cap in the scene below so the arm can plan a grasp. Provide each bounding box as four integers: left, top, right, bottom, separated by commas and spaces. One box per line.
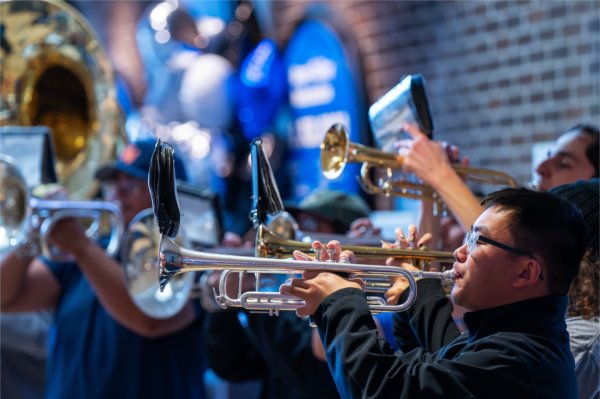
550, 179, 599, 251
286, 190, 371, 233
96, 138, 188, 182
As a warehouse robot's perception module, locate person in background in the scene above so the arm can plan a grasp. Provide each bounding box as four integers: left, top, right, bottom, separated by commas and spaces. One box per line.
285, 189, 376, 237
0, 139, 207, 399
536, 124, 599, 191
400, 123, 599, 238
204, 190, 374, 399
550, 179, 599, 399
282, 188, 586, 399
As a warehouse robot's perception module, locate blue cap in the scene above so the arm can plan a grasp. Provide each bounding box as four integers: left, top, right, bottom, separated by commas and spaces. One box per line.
96, 138, 188, 182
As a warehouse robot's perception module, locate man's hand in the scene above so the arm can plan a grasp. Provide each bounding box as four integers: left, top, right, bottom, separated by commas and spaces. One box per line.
46, 217, 94, 259
382, 224, 431, 305
279, 240, 364, 318
395, 123, 467, 188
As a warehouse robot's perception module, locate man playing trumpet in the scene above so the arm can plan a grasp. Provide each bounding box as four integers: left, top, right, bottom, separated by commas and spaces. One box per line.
280, 188, 585, 399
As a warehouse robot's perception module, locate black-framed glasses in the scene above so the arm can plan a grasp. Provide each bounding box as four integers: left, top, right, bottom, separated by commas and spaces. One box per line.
463, 230, 543, 280
463, 231, 532, 256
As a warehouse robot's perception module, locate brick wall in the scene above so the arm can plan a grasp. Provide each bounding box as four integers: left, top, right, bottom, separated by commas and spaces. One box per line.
272, 0, 599, 188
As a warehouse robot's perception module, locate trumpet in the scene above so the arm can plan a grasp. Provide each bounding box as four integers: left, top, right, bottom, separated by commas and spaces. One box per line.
256, 224, 454, 264
321, 123, 519, 200
0, 157, 123, 259
159, 226, 455, 316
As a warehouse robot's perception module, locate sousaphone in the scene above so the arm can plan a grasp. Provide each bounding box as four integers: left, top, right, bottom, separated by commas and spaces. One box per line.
0, 0, 125, 199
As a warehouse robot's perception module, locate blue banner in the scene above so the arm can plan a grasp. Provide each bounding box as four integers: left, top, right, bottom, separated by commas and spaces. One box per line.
284, 20, 365, 201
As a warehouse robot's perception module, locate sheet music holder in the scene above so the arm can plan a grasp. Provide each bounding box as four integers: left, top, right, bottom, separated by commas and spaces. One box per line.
0, 125, 58, 187
176, 181, 224, 248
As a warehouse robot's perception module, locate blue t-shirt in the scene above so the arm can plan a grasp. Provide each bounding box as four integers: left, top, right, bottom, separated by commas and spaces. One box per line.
44, 259, 206, 399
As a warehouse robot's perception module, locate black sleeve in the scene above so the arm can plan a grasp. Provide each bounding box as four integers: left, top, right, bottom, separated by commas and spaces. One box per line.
313, 289, 535, 399
245, 312, 340, 398
204, 310, 267, 381
393, 279, 460, 353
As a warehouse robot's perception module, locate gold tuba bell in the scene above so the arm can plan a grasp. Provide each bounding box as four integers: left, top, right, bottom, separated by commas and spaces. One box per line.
321, 123, 519, 200
0, 0, 125, 199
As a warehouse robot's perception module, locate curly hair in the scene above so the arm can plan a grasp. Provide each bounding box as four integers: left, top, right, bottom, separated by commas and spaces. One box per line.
567, 247, 599, 319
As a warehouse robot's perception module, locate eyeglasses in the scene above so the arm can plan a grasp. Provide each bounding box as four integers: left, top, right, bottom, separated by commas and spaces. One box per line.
463, 230, 543, 280
101, 179, 146, 198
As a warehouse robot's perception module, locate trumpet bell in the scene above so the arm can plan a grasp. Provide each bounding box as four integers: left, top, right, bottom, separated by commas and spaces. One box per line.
122, 209, 195, 319
321, 123, 519, 202
0, 156, 31, 253
321, 123, 350, 180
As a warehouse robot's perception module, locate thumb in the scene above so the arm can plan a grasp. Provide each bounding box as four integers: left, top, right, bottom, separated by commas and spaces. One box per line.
350, 278, 366, 290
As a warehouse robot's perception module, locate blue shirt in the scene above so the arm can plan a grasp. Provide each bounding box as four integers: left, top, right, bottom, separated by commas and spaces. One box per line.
45, 259, 206, 399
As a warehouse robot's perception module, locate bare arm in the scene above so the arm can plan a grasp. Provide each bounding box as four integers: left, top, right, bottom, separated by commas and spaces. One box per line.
0, 250, 60, 311
401, 124, 482, 230
46, 218, 196, 337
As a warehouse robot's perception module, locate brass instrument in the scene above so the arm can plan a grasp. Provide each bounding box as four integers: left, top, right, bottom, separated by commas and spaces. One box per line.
0, 0, 125, 199
321, 123, 519, 200
255, 224, 454, 264
122, 209, 196, 319
159, 233, 454, 316
0, 156, 123, 259
159, 223, 455, 316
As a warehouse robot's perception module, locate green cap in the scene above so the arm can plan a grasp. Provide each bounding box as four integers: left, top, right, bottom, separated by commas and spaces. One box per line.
286, 190, 371, 232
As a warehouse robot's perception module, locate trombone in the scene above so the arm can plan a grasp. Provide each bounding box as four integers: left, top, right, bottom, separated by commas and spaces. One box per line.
321, 123, 519, 200
159, 224, 455, 316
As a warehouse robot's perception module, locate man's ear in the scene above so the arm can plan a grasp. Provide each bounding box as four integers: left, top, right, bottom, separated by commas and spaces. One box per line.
513, 258, 543, 288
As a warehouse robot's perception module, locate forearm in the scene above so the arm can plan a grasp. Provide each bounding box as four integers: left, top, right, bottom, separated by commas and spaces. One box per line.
418, 201, 442, 250
0, 251, 34, 307
427, 168, 482, 230
74, 242, 194, 337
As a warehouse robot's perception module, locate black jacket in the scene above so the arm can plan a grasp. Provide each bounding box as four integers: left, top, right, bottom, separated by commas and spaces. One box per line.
392, 279, 461, 353
313, 287, 578, 399
206, 310, 340, 399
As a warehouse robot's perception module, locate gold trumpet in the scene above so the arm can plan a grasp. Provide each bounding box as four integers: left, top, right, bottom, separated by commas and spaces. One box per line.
159, 224, 455, 316
255, 224, 454, 264
321, 123, 519, 199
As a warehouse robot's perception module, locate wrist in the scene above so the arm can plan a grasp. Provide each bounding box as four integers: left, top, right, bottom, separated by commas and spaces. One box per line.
428, 163, 455, 189
70, 237, 97, 260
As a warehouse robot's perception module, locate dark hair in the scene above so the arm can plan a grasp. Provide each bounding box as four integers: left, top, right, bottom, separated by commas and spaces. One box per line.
567, 247, 599, 318
568, 124, 599, 177
481, 188, 586, 295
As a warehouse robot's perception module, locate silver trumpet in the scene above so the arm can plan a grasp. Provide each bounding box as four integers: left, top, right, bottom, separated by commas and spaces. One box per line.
0, 156, 123, 259
159, 235, 455, 316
